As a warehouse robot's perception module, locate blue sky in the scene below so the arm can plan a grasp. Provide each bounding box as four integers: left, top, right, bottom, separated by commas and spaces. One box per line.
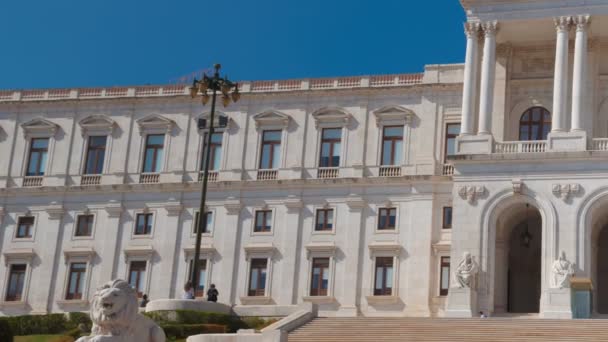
0, 1, 466, 89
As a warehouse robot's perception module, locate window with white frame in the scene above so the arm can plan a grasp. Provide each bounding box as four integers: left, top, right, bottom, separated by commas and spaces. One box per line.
142, 134, 165, 173
84, 136, 108, 175
315, 208, 334, 232
134, 213, 153, 236
65, 262, 87, 300
26, 138, 49, 176
259, 130, 281, 170
201, 132, 223, 171
440, 256, 450, 296
5, 264, 27, 301
193, 211, 213, 235
75, 214, 94, 237
380, 126, 404, 166
128, 260, 147, 298
319, 128, 341, 167
310, 258, 330, 296
373, 257, 394, 296
254, 210, 272, 233
15, 216, 35, 239
442, 207, 452, 229
248, 258, 268, 297
377, 208, 397, 231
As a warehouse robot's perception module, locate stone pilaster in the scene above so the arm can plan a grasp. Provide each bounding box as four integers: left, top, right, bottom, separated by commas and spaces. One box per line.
155, 201, 183, 298
220, 198, 242, 304
278, 197, 303, 304
98, 201, 123, 282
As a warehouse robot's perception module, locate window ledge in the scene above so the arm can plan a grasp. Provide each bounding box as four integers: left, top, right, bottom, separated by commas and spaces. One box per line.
0, 301, 28, 308
56, 299, 89, 306
365, 295, 400, 305
239, 296, 274, 305
302, 296, 336, 304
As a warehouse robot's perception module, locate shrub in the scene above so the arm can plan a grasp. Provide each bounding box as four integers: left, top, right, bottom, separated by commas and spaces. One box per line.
6, 313, 69, 335
0, 318, 14, 342
66, 311, 92, 332
161, 323, 226, 340
241, 317, 279, 331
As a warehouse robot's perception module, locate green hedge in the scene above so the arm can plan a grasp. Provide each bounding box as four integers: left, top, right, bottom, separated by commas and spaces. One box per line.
0, 318, 14, 341
144, 310, 248, 332
161, 323, 226, 340
0, 312, 91, 336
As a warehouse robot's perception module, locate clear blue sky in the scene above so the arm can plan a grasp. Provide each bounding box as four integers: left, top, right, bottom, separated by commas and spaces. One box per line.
0, 1, 466, 89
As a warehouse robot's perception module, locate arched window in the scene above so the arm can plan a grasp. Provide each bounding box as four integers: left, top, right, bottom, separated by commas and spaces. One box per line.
519, 107, 551, 141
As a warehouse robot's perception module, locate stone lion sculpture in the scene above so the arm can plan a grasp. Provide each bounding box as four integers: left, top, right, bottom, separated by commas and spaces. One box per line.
76, 279, 165, 342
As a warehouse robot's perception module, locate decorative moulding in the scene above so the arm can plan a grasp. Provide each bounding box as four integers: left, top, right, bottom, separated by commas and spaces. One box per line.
239, 296, 274, 306
457, 185, 486, 204
432, 241, 451, 255
252, 110, 290, 130
3, 248, 36, 265
78, 115, 116, 136
512, 178, 523, 194
282, 197, 303, 211
346, 195, 366, 211
311, 107, 352, 128
164, 202, 183, 216
368, 241, 401, 255
373, 105, 416, 127
305, 242, 337, 256
552, 183, 581, 201
365, 295, 401, 305
21, 118, 59, 138
223, 198, 242, 215
243, 243, 276, 257
123, 245, 155, 259
45, 204, 65, 220
63, 247, 96, 263
183, 244, 216, 261
104, 202, 124, 217
136, 114, 174, 134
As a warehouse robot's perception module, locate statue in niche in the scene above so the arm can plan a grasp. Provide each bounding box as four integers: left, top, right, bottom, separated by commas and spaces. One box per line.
551, 251, 575, 289
454, 252, 479, 289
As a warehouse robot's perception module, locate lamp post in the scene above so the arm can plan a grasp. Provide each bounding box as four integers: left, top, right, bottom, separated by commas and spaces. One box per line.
189, 64, 240, 294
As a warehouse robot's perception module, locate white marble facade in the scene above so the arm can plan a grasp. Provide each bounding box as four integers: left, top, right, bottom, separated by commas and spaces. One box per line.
4, 0, 608, 319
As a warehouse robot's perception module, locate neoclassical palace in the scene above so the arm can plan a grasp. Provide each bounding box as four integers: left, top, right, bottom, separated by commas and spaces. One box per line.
2, 0, 608, 319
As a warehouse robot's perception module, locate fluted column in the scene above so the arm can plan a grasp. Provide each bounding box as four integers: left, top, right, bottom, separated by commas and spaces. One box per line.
551, 17, 571, 132
460, 22, 481, 136
571, 15, 590, 132
478, 21, 498, 135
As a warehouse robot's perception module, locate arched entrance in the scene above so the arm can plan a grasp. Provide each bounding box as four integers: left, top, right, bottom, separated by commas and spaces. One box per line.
494, 203, 542, 314
589, 204, 608, 315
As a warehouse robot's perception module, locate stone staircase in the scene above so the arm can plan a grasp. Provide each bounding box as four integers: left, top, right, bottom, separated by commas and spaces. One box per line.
288, 317, 608, 341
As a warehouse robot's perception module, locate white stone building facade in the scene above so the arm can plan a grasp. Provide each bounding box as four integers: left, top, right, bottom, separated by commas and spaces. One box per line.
3, 0, 608, 319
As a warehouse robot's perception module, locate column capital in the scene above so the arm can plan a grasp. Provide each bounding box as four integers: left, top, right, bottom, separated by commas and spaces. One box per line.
573, 15, 591, 32
481, 21, 498, 37
554, 16, 572, 32
464, 22, 481, 38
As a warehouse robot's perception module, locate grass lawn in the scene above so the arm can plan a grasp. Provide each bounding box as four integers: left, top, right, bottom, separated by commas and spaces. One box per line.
14, 336, 74, 342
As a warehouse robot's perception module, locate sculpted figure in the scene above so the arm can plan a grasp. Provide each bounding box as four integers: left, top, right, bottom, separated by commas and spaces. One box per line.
551, 251, 575, 289
76, 279, 165, 342
454, 252, 479, 288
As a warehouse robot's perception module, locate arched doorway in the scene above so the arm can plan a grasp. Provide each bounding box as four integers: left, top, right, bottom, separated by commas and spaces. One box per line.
596, 227, 608, 313
494, 203, 542, 314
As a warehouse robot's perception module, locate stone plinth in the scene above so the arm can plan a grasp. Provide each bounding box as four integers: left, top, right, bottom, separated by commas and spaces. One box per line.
445, 288, 477, 317
547, 131, 587, 152
456, 134, 493, 154
541, 288, 572, 319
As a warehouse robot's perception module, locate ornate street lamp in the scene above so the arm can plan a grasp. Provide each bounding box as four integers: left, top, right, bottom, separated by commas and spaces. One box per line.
189, 64, 239, 293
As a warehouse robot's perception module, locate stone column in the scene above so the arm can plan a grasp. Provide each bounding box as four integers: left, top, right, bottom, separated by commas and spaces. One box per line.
278, 197, 303, 304
460, 22, 481, 136
99, 201, 123, 282
338, 195, 366, 316
155, 202, 183, 298
477, 21, 498, 135
571, 15, 590, 132
552, 17, 571, 132
219, 198, 242, 305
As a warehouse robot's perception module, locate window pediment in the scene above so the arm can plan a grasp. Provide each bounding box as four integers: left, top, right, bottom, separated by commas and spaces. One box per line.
373, 105, 416, 127
123, 245, 155, 259
183, 244, 216, 261
136, 114, 174, 134
3, 248, 36, 265
63, 247, 96, 263
79, 115, 116, 136
21, 118, 59, 138
243, 243, 276, 257
312, 107, 352, 128
253, 110, 290, 130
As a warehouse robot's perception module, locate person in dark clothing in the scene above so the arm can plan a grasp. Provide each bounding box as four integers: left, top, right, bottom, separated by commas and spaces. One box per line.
207, 284, 219, 302
140, 294, 149, 308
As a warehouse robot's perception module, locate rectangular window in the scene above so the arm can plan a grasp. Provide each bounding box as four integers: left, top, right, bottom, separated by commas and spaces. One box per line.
135, 213, 153, 235
254, 210, 272, 233
310, 258, 330, 296
193, 211, 213, 234
377, 208, 397, 230
440, 256, 450, 296
128, 261, 147, 298
248, 258, 268, 296
75, 214, 94, 237
444, 123, 461, 161
259, 130, 281, 169
374, 257, 394, 296
84, 136, 107, 174
142, 134, 164, 173
188, 259, 207, 298
5, 264, 26, 301
201, 132, 223, 171
16, 216, 35, 239
381, 126, 403, 166
315, 209, 334, 231
319, 128, 341, 167
26, 138, 49, 176
66, 262, 87, 300
442, 207, 453, 229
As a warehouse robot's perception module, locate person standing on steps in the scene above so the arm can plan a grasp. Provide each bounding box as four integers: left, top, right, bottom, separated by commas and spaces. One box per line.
182, 282, 195, 299
207, 284, 219, 302
140, 294, 150, 308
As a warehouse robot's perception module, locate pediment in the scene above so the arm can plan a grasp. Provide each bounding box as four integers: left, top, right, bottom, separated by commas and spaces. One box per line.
312, 107, 352, 128
21, 118, 59, 137
253, 110, 290, 129
79, 115, 116, 136
373, 105, 416, 127
136, 114, 174, 133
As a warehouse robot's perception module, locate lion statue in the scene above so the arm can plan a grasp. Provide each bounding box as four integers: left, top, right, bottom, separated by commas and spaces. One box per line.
76, 279, 165, 342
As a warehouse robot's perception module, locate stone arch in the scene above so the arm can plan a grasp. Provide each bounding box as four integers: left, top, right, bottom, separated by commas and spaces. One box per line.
478, 187, 557, 314
507, 97, 552, 141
